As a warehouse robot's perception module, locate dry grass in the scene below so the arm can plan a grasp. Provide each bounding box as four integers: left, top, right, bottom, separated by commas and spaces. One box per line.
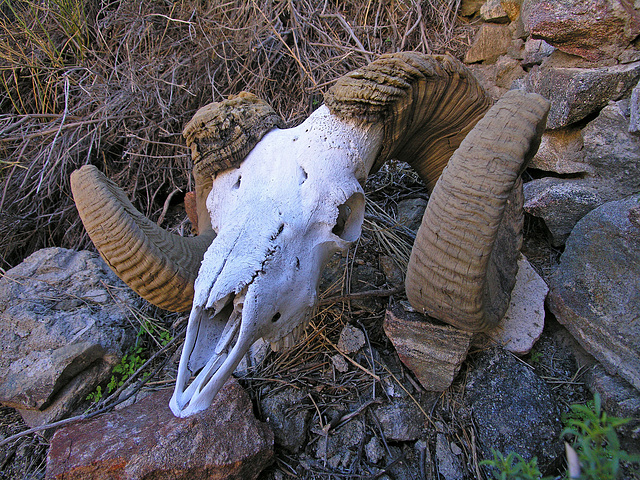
0, 0, 475, 270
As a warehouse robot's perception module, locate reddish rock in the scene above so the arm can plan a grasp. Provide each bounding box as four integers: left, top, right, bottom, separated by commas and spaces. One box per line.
46, 379, 273, 480
384, 306, 473, 391
522, 0, 640, 62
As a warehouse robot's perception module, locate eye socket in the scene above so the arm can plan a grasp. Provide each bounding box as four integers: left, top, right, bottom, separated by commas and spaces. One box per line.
271, 312, 281, 322
332, 192, 365, 242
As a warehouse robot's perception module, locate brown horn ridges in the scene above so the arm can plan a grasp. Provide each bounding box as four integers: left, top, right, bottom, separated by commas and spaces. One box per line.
183, 92, 285, 233
324, 52, 493, 190
71, 165, 215, 312
184, 92, 285, 180
405, 90, 550, 332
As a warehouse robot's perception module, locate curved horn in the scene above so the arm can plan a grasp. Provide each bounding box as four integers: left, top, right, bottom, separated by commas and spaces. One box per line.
71, 92, 284, 312
405, 90, 550, 331
324, 52, 493, 190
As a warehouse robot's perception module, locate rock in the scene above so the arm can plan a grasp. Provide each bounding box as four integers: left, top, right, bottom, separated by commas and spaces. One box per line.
0, 248, 139, 426
584, 364, 640, 449
525, 102, 640, 244
316, 419, 365, 459
487, 255, 547, 355
373, 399, 425, 441
480, 0, 510, 22
330, 354, 349, 372
522, 61, 640, 128
469, 56, 527, 100
524, 178, 607, 246
501, 0, 523, 21
436, 434, 464, 480
521, 0, 640, 62
529, 127, 584, 174
260, 387, 310, 452
384, 306, 473, 391
365, 437, 385, 464
460, 0, 486, 16
464, 23, 513, 64
465, 347, 563, 471
631, 81, 640, 134
547, 194, 640, 391
521, 38, 555, 67
337, 324, 366, 354
396, 197, 427, 231
46, 379, 273, 480
379, 255, 404, 286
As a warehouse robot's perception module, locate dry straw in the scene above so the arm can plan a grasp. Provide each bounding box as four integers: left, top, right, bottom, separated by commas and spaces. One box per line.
0, 0, 472, 270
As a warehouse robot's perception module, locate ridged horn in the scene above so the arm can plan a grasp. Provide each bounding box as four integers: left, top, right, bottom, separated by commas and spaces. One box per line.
405, 90, 550, 332
324, 52, 493, 190
71, 92, 284, 312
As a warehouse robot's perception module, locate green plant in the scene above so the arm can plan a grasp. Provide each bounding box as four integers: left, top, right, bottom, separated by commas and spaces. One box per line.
561, 394, 640, 479
481, 394, 640, 480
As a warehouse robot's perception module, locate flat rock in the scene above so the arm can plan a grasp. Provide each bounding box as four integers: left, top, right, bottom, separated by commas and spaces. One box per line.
522, 61, 640, 128
0, 248, 139, 426
487, 255, 547, 355
521, 0, 640, 62
46, 379, 274, 480
384, 306, 473, 391
396, 197, 427, 232
436, 433, 464, 480
465, 347, 563, 472
469, 55, 526, 100
464, 23, 513, 64
547, 194, 640, 391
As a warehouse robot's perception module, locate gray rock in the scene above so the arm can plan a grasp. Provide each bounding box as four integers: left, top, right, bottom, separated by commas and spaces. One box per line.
373, 399, 425, 441
524, 102, 640, 244
547, 194, 640, 391
465, 347, 563, 472
379, 255, 404, 286
260, 387, 310, 452
337, 324, 366, 354
436, 434, 464, 480
524, 178, 608, 246
46, 379, 274, 480
397, 198, 427, 232
316, 419, 365, 459
631, 81, 640, 135
522, 61, 640, 128
365, 437, 385, 464
521, 0, 640, 62
522, 38, 555, 67
384, 306, 473, 391
0, 248, 139, 426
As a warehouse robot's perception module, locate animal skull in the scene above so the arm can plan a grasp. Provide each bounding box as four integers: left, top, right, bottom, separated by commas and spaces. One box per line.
70, 53, 549, 418
170, 107, 383, 416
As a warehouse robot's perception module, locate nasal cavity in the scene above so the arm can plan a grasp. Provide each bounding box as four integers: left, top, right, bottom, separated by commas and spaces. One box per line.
332, 192, 365, 242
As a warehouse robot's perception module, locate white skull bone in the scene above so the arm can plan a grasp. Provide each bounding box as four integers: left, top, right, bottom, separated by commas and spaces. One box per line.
169, 106, 383, 417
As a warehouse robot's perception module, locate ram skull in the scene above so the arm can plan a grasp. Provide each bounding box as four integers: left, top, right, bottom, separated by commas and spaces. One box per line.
71, 53, 549, 417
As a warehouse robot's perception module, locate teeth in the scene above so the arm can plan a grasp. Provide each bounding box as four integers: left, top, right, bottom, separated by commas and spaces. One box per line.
269, 319, 310, 352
